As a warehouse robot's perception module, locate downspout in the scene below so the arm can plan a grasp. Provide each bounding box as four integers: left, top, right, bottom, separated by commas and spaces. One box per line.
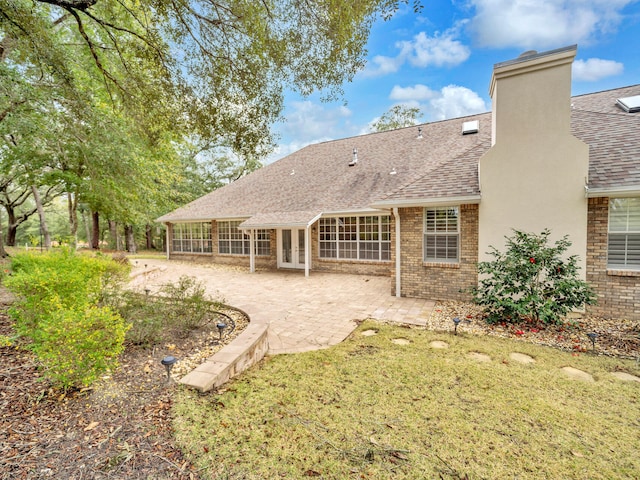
393, 207, 401, 297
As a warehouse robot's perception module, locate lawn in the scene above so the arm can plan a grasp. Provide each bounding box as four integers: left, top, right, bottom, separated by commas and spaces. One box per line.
173, 321, 640, 479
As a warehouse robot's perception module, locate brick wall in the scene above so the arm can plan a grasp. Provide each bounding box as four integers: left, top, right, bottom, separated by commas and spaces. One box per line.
586, 197, 640, 320
392, 205, 478, 301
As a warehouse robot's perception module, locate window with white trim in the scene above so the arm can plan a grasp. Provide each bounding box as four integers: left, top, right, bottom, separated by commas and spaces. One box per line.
217, 220, 270, 256
608, 198, 640, 269
172, 222, 212, 253
319, 215, 391, 261
423, 207, 459, 262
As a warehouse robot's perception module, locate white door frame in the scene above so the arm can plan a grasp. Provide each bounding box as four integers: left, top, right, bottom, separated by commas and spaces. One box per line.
278, 227, 308, 272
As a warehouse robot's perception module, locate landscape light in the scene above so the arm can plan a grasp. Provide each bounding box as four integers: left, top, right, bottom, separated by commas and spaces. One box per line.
160, 356, 177, 381
216, 322, 227, 341
453, 317, 461, 335
587, 332, 598, 352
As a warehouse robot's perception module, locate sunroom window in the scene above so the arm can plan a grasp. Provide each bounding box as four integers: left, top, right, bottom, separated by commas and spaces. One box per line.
608, 198, 640, 269
319, 215, 391, 261
217, 220, 270, 256
172, 222, 212, 253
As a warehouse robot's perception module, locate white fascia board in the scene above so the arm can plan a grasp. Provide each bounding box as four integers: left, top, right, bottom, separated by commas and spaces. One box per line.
370, 195, 482, 209
586, 186, 640, 198
321, 208, 385, 216
159, 215, 250, 224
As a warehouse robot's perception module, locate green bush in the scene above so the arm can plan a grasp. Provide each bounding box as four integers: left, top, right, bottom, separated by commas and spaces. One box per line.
159, 275, 219, 332
4, 249, 130, 389
30, 306, 129, 389
472, 229, 595, 325
110, 291, 167, 346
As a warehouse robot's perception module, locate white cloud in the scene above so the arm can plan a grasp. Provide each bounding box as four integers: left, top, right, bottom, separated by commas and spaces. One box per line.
573, 58, 624, 81
429, 85, 488, 120
468, 0, 635, 48
402, 30, 471, 68
268, 101, 355, 163
389, 84, 438, 102
385, 84, 487, 121
363, 26, 470, 77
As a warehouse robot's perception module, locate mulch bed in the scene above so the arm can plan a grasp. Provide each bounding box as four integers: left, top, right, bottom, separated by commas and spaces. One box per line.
0, 292, 248, 480
2, 294, 638, 479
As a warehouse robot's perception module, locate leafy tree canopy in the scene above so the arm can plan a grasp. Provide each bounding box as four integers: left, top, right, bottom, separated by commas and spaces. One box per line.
371, 104, 423, 132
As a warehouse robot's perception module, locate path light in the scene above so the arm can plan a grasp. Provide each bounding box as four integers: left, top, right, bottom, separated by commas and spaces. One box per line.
160, 355, 177, 381
216, 322, 227, 341
587, 332, 598, 352
453, 317, 461, 335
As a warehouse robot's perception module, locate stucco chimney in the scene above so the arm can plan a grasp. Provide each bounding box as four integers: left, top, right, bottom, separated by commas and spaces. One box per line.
478, 45, 589, 279
489, 45, 577, 146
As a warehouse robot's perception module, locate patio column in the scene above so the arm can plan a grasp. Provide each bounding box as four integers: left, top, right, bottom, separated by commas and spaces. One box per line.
249, 229, 256, 273
165, 224, 170, 260
304, 225, 310, 278
393, 208, 401, 297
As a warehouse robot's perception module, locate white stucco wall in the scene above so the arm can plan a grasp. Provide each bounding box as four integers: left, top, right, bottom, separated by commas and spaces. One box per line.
479, 47, 590, 277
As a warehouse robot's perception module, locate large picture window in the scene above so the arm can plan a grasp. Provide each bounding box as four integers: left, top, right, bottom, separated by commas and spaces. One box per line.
608, 198, 640, 269
423, 207, 459, 263
172, 222, 212, 253
319, 215, 391, 261
217, 220, 270, 256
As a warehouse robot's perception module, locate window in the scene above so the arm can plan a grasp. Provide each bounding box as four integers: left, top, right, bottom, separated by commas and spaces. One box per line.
608, 198, 640, 269
172, 222, 212, 253
217, 220, 270, 256
319, 215, 391, 261
424, 207, 459, 262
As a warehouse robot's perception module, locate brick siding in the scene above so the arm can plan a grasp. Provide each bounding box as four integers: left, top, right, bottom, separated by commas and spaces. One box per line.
586, 197, 640, 320
392, 205, 478, 300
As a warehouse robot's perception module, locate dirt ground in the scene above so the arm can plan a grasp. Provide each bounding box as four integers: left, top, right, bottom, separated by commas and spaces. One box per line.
0, 285, 248, 480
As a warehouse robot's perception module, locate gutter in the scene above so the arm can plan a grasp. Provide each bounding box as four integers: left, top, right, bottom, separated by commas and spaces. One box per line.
370, 194, 481, 210
586, 186, 640, 198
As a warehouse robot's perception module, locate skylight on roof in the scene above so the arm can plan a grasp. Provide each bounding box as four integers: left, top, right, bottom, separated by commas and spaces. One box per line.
616, 95, 640, 113
462, 120, 479, 135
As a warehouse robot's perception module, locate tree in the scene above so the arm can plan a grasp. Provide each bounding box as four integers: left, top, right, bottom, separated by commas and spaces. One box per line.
371, 104, 423, 132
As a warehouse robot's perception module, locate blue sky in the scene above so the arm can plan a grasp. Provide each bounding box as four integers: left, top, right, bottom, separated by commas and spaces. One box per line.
268, 0, 640, 162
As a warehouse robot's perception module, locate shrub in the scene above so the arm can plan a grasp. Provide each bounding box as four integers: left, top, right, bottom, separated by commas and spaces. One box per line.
472, 229, 595, 325
4, 249, 130, 389
30, 306, 129, 389
159, 275, 220, 332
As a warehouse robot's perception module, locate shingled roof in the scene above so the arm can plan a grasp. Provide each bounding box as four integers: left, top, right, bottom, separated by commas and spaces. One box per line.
158, 84, 640, 223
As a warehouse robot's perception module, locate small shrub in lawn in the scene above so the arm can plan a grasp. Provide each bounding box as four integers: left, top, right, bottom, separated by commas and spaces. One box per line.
472, 229, 595, 325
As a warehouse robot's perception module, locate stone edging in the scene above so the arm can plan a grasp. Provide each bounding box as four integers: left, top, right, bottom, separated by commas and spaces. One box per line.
179, 308, 269, 392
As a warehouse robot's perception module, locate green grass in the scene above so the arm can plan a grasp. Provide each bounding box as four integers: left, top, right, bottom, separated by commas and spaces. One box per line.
173, 321, 640, 479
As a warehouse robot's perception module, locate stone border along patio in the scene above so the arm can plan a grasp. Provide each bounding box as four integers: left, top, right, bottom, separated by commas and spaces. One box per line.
129, 261, 640, 392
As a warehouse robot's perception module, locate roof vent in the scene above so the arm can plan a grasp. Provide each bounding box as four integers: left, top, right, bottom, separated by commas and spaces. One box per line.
417, 126, 423, 139
616, 95, 640, 113
349, 147, 358, 166
462, 120, 479, 135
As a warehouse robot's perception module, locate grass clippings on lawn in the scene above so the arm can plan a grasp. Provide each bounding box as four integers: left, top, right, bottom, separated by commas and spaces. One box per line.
173, 321, 640, 480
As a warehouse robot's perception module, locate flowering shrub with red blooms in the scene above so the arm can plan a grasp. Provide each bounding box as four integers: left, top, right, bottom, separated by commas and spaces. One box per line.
471, 229, 595, 325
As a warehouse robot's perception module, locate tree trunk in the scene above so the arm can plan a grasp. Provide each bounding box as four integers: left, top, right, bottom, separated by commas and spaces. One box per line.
31, 185, 51, 249
108, 220, 119, 250
0, 210, 8, 258
124, 225, 136, 254
5, 206, 17, 247
91, 211, 100, 249
145, 224, 154, 250
67, 191, 78, 248
82, 209, 91, 246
